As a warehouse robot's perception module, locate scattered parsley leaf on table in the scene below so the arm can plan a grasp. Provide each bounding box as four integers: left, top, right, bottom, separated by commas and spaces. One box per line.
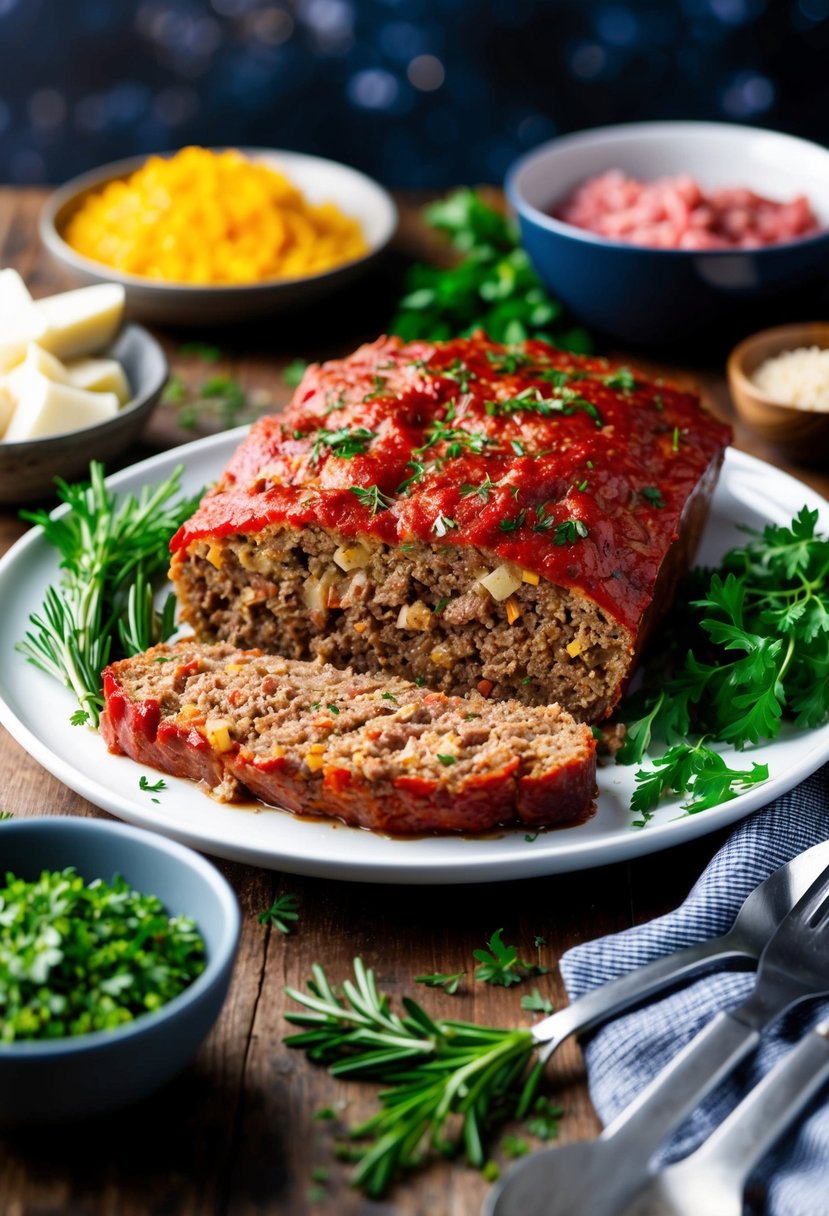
259, 893, 300, 935
473, 928, 547, 988
414, 970, 466, 994
520, 989, 554, 1016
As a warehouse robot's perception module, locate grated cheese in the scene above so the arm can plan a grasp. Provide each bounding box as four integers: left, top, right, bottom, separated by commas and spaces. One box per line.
751, 346, 829, 412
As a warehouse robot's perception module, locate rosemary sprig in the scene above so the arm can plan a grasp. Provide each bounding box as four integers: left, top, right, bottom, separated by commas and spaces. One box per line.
17, 462, 201, 727
284, 958, 544, 1197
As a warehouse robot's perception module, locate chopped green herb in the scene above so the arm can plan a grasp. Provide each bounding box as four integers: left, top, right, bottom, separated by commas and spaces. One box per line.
361, 375, 389, 402
433, 597, 450, 615
70, 709, 89, 726
653, 393, 664, 411
162, 374, 187, 404
139, 775, 166, 794
473, 929, 546, 988
553, 519, 589, 546
511, 439, 526, 456
499, 509, 526, 532
524, 832, 539, 843
521, 989, 554, 1015
179, 341, 222, 362
672, 426, 681, 452
526, 1096, 563, 1141
483, 1161, 501, 1183
631, 743, 769, 827
533, 935, 546, 948
258, 893, 300, 935
0, 867, 205, 1041
464, 712, 480, 720
501, 1135, 530, 1159
603, 367, 636, 392
200, 375, 249, 429
311, 427, 376, 464
433, 514, 458, 538
311, 1166, 329, 1183
533, 504, 555, 533
414, 417, 495, 458
0, 811, 14, 822
349, 485, 393, 515
486, 388, 603, 428
414, 970, 466, 994
414, 677, 426, 687
460, 475, 495, 503
313, 1107, 337, 1121
381, 692, 398, 702
642, 486, 665, 509
327, 703, 340, 715
283, 358, 309, 388
396, 460, 426, 495
436, 754, 457, 766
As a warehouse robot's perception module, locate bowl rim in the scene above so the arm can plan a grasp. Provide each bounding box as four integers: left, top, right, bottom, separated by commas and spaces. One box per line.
0, 321, 168, 453
727, 320, 829, 411
505, 119, 829, 258
0, 815, 240, 1057
40, 146, 399, 295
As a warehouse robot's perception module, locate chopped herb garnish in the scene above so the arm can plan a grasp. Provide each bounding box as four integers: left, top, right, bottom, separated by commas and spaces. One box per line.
642, 486, 665, 509
499, 509, 526, 532
437, 754, 457, 766
414, 677, 426, 686
521, 989, 554, 1015
524, 832, 539, 843
603, 367, 636, 392
438, 357, 477, 392
313, 1107, 337, 1121
70, 709, 89, 726
473, 929, 547, 988
525, 1096, 563, 1141
533, 504, 555, 533
258, 892, 300, 934
672, 426, 681, 452
511, 439, 526, 456
433, 514, 458, 538
0, 811, 14, 822
349, 485, 393, 515
460, 475, 495, 503
501, 1136, 530, 1159
283, 358, 309, 388
486, 387, 603, 428
464, 712, 480, 720
553, 519, 589, 546
576, 479, 588, 492
433, 597, 450, 615
361, 375, 389, 402
397, 460, 426, 495
311, 426, 376, 464
381, 692, 398, 702
415, 971, 466, 994
414, 417, 494, 457
0, 868, 205, 1041
327, 703, 340, 715
139, 775, 166, 794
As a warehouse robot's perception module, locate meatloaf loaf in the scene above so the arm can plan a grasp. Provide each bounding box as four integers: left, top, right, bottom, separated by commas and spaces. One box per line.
100, 642, 597, 833
170, 334, 731, 721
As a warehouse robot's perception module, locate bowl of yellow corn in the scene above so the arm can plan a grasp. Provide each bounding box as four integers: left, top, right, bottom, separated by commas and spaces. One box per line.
40, 147, 398, 326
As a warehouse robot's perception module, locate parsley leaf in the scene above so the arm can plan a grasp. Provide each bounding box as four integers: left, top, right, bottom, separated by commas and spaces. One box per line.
139, 775, 166, 794
415, 970, 466, 994
473, 929, 546, 988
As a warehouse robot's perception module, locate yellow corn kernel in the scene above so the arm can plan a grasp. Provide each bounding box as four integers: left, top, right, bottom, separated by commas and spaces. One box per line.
566, 639, 583, 658
205, 717, 234, 753
305, 746, 326, 772
430, 647, 453, 669
271, 745, 285, 759
177, 703, 201, 724
353, 621, 368, 634
224, 663, 246, 674
206, 542, 224, 570
505, 596, 521, 625
521, 569, 540, 585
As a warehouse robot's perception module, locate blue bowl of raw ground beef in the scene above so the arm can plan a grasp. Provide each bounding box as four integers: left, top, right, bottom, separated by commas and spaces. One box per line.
506, 121, 829, 347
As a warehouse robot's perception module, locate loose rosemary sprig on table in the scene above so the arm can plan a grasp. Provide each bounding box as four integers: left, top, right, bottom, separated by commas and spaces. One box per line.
17, 462, 201, 728
284, 958, 544, 1197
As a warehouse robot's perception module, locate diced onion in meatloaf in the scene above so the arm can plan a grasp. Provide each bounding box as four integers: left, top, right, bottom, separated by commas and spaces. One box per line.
100, 642, 598, 834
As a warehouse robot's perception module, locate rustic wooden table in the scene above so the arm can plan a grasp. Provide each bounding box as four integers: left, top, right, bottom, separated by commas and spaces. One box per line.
0, 189, 827, 1216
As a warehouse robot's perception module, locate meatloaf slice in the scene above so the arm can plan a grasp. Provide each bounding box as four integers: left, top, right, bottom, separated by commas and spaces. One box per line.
170, 333, 731, 720
100, 641, 597, 834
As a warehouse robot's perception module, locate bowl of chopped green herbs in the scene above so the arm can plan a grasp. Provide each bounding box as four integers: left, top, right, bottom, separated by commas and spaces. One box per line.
0, 815, 240, 1124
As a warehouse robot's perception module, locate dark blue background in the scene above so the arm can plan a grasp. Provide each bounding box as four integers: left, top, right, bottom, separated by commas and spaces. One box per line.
1, 0, 827, 188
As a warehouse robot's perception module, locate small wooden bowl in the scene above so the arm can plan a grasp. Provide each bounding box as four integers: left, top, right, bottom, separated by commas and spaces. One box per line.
727, 322, 829, 465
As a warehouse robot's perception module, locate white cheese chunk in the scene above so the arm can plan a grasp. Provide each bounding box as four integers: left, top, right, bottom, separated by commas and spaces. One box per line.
66, 356, 131, 404
3, 368, 119, 442
0, 383, 15, 437
12, 342, 72, 385
0, 271, 48, 373
35, 284, 125, 361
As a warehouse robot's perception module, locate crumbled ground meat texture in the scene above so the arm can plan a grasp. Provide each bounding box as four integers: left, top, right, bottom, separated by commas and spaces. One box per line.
101, 642, 598, 834
171, 527, 633, 722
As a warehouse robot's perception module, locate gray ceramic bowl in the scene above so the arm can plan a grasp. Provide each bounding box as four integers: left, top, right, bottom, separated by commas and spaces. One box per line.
0, 816, 240, 1125
40, 148, 398, 326
0, 322, 167, 504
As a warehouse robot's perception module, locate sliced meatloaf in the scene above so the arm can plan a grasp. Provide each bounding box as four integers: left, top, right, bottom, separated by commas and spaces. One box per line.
100, 641, 597, 834
170, 334, 731, 721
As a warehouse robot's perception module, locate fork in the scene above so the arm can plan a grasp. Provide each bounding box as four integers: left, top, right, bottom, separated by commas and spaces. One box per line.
483, 863, 829, 1216
619, 1015, 829, 1216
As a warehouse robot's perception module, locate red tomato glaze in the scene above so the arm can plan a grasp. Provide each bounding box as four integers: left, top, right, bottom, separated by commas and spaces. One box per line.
171, 334, 731, 634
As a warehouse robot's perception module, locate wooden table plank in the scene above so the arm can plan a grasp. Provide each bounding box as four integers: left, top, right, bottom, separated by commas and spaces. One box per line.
0, 186, 827, 1216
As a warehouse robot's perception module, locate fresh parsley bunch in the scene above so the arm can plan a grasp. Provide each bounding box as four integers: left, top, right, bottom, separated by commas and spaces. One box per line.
391, 189, 592, 352
620, 507, 829, 822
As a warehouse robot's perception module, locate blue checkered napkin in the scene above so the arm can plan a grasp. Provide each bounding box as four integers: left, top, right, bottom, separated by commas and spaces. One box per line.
559, 762, 829, 1216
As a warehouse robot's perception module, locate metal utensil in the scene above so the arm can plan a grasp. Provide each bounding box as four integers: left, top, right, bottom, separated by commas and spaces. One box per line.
484, 860, 829, 1216
620, 1016, 829, 1216
531, 839, 829, 1065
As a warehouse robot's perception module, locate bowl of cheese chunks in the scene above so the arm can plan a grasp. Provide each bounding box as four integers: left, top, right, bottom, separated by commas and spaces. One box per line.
0, 269, 167, 502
